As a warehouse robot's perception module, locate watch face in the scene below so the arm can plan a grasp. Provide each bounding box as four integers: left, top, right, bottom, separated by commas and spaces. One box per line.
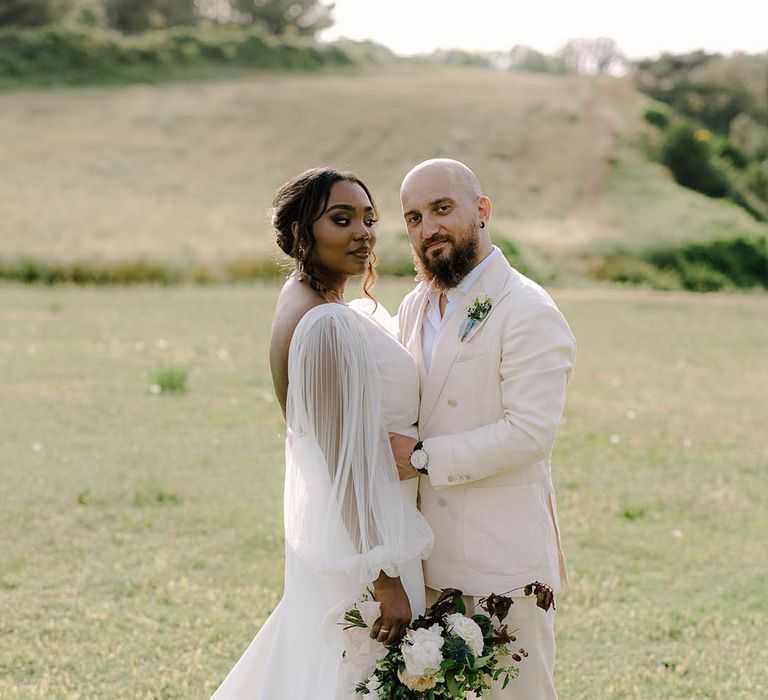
410, 449, 428, 470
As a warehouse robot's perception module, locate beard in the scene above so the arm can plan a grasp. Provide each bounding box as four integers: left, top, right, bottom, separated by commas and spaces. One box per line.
414, 228, 479, 291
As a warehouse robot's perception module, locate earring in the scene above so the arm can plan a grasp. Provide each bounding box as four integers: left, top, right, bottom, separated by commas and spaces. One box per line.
480, 221, 486, 229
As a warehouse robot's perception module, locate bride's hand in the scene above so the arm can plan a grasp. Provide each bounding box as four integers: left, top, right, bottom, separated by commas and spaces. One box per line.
371, 571, 411, 645
389, 433, 420, 481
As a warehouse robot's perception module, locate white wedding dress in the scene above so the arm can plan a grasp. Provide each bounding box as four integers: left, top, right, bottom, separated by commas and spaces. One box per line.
210, 301, 433, 699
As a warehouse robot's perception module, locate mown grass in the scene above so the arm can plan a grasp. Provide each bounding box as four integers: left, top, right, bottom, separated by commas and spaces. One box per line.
2, 67, 765, 276
1, 280, 766, 699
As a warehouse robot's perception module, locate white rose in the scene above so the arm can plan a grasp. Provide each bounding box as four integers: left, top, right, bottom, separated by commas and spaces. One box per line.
401, 623, 444, 677
444, 613, 485, 657
397, 668, 440, 691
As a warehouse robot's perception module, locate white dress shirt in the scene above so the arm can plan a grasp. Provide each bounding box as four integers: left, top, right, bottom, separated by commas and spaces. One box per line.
421, 247, 500, 373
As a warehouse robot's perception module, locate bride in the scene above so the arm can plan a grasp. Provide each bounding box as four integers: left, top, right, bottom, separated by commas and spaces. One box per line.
210, 168, 434, 698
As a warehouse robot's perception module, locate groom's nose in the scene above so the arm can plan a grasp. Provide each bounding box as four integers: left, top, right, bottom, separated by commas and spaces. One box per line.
419, 214, 440, 238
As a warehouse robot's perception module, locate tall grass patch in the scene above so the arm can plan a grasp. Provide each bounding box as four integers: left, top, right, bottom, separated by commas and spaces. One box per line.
149, 366, 189, 394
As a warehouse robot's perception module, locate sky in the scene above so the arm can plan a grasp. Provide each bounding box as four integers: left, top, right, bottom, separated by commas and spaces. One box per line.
320, 0, 768, 60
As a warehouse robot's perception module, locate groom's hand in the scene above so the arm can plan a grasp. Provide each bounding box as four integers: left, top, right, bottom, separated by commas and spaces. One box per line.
389, 433, 420, 481
371, 572, 411, 645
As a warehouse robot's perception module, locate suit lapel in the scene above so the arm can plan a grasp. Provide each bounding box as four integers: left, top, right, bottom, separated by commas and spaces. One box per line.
403, 287, 430, 392
418, 305, 465, 428
419, 251, 514, 431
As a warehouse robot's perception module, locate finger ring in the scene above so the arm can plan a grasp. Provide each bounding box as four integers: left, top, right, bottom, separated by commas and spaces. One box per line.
379, 628, 390, 633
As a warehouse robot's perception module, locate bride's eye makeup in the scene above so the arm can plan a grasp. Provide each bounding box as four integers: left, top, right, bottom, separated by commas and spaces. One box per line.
329, 212, 377, 227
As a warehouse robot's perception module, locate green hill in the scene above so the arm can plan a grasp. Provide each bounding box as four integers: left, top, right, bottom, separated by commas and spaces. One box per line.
1, 65, 765, 279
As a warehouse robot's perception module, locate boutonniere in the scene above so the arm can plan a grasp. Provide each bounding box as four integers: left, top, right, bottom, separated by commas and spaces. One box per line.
458, 295, 493, 342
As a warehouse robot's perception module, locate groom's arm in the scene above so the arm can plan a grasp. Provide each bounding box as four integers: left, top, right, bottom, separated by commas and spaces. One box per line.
424, 301, 575, 489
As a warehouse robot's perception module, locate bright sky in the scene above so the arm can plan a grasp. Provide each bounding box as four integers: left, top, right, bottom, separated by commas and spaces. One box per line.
321, 0, 768, 59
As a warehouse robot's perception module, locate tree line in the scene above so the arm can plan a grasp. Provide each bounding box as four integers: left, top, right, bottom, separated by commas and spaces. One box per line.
0, 0, 334, 36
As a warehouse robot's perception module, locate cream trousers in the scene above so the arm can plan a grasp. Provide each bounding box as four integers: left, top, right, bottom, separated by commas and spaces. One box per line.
425, 587, 557, 700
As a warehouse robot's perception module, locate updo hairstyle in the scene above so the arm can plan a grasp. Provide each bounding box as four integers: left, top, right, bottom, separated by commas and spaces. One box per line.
272, 167, 378, 301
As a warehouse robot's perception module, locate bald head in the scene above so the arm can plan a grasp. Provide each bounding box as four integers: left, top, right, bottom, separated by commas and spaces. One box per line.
400, 158, 493, 289
400, 158, 482, 200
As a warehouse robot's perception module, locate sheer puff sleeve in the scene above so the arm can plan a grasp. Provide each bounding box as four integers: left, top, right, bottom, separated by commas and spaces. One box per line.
283, 304, 433, 585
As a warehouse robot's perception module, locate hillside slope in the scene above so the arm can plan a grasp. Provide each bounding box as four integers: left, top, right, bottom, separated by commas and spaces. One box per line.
1, 66, 764, 269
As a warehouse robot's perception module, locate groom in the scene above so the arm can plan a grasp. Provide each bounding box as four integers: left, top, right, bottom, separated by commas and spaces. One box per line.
390, 158, 576, 699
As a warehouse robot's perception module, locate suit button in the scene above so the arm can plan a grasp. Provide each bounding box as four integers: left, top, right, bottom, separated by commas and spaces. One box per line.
447, 399, 457, 407
438, 498, 447, 507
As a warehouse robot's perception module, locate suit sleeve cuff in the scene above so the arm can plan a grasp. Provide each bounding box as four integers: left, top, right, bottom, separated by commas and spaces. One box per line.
423, 437, 466, 489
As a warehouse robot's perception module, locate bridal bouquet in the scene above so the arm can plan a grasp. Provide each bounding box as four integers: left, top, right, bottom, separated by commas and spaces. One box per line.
342, 584, 554, 699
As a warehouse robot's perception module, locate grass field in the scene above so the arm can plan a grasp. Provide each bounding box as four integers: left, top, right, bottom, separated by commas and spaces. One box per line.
1, 279, 766, 699
2, 66, 766, 274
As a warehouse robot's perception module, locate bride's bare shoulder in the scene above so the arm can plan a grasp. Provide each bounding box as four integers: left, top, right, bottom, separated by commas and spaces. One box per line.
271, 278, 326, 343
269, 277, 327, 412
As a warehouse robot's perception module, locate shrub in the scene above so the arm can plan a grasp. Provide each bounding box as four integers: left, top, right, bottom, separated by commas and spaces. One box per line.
643, 108, 669, 130
589, 236, 768, 292
718, 142, 750, 170
0, 24, 354, 85
746, 162, 768, 202
0, 0, 57, 27
588, 255, 681, 290
660, 121, 730, 197
646, 236, 768, 289
0, 258, 182, 284
684, 237, 767, 288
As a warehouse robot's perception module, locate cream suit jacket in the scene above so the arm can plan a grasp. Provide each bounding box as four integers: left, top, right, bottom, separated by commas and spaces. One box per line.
398, 249, 575, 597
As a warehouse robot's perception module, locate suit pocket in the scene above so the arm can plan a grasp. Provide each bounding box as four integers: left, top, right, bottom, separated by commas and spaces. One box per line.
454, 348, 488, 364
463, 485, 546, 576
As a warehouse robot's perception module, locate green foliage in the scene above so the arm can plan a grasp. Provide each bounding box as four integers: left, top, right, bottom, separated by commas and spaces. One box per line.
634, 51, 764, 134
642, 101, 768, 221
0, 0, 57, 27
587, 256, 682, 291
0, 24, 353, 84
643, 108, 670, 130
508, 45, 567, 74
719, 142, 749, 170
660, 122, 729, 198
646, 236, 768, 290
0, 257, 291, 285
594, 236, 768, 291
730, 113, 768, 162
330, 38, 397, 65
746, 161, 768, 201
675, 260, 733, 291
558, 37, 625, 75
431, 48, 491, 68
231, 0, 333, 37
150, 366, 189, 393
0, 258, 182, 284
133, 488, 181, 505
104, 0, 196, 33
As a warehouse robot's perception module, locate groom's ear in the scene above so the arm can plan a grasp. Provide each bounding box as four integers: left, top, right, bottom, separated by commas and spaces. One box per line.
477, 195, 492, 224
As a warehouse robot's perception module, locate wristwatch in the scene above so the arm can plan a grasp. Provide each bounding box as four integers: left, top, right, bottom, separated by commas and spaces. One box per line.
409, 441, 429, 474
